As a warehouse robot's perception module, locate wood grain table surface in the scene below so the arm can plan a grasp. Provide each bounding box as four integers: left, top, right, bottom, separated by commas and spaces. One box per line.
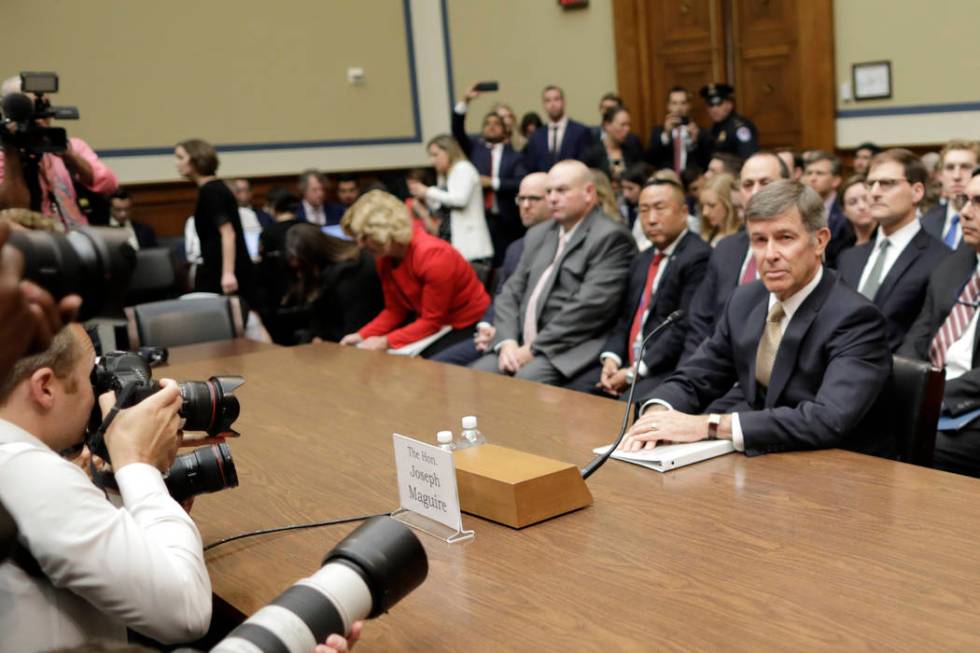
164, 342, 980, 652
162, 338, 279, 366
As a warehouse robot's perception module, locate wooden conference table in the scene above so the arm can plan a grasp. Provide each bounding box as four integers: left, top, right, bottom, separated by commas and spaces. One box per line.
165, 342, 980, 651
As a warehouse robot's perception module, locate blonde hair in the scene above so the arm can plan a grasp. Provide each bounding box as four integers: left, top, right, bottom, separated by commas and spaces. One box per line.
698, 173, 739, 242
426, 134, 466, 170
589, 168, 624, 223
341, 190, 414, 247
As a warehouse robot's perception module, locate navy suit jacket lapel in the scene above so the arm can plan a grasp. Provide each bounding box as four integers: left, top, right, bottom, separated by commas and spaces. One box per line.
874, 230, 924, 304
744, 285, 770, 406
765, 270, 835, 406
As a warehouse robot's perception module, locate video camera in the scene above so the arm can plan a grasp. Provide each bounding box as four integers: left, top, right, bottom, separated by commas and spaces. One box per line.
0, 72, 78, 156
87, 349, 244, 503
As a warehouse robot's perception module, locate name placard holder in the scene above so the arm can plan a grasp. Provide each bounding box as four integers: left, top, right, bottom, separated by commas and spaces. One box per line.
391, 433, 474, 544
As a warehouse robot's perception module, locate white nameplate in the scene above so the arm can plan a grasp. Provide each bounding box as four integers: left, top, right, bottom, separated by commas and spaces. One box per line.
392, 433, 464, 532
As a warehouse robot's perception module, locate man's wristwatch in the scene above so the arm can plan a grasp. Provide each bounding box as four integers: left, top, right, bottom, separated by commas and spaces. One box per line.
624, 368, 636, 384
707, 413, 721, 440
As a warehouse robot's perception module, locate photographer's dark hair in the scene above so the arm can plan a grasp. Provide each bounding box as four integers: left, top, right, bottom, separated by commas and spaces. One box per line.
110, 188, 130, 201
285, 223, 359, 303
266, 187, 299, 215
176, 138, 219, 176
0, 325, 81, 404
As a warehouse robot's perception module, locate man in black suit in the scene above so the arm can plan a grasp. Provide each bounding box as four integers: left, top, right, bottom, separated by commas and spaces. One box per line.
108, 189, 157, 250
565, 178, 710, 397
432, 173, 552, 367
838, 149, 949, 351
523, 85, 593, 173
899, 168, 980, 476
683, 151, 789, 360
920, 140, 979, 249
646, 87, 711, 175
623, 180, 891, 457
453, 83, 528, 263
803, 151, 853, 267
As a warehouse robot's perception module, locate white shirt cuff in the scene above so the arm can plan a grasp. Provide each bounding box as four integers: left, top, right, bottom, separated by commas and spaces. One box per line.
660, 131, 670, 146
491, 177, 500, 191
599, 352, 622, 367
477, 321, 492, 330
730, 413, 745, 451
639, 398, 673, 416
114, 462, 169, 505
454, 101, 467, 114
494, 338, 518, 353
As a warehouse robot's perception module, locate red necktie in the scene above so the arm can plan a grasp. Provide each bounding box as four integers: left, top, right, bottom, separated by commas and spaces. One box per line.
627, 252, 665, 365
929, 268, 980, 368
740, 254, 758, 285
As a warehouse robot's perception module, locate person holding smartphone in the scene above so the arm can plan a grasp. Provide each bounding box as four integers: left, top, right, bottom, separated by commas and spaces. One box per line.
646, 86, 711, 175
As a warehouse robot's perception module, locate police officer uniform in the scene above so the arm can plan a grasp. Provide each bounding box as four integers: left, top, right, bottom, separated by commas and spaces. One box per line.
700, 83, 759, 160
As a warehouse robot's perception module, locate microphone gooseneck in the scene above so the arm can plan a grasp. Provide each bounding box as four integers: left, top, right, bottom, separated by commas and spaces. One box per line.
580, 309, 684, 479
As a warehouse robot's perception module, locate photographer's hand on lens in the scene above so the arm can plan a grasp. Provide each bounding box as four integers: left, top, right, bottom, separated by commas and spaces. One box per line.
315, 621, 363, 653
99, 378, 182, 473
0, 220, 80, 376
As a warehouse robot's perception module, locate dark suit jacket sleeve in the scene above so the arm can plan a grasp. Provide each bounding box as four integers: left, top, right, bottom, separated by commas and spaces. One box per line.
571, 124, 594, 163
600, 257, 645, 360
646, 127, 668, 169
498, 152, 526, 194
531, 228, 635, 359
489, 239, 535, 343
451, 109, 475, 159
642, 247, 710, 373
738, 303, 890, 452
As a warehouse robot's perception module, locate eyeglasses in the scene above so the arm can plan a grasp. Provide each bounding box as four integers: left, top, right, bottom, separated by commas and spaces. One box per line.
865, 178, 908, 191
515, 194, 545, 204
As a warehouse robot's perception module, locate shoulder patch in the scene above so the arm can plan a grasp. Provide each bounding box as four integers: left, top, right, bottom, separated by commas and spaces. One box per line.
736, 126, 752, 143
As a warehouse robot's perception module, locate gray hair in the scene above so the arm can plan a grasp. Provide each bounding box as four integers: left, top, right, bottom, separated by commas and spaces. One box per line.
0, 75, 21, 97
744, 180, 826, 233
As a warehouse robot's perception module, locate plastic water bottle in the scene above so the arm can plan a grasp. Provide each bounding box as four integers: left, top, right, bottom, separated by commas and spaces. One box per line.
458, 416, 486, 449
436, 431, 456, 452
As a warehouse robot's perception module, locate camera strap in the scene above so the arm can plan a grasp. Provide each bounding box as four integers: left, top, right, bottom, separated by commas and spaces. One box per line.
88, 383, 136, 461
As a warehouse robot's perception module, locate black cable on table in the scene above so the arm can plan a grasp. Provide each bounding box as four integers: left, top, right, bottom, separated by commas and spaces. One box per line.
204, 512, 391, 552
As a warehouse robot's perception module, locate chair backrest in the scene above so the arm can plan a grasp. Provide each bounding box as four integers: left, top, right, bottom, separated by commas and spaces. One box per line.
125, 247, 178, 304
125, 295, 245, 349
887, 355, 944, 467
469, 260, 494, 293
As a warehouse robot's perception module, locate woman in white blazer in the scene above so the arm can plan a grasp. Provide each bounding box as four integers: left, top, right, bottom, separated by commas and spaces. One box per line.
407, 134, 494, 262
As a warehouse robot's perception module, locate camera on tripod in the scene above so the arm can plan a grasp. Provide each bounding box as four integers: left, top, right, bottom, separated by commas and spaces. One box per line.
87, 350, 245, 503
0, 72, 78, 156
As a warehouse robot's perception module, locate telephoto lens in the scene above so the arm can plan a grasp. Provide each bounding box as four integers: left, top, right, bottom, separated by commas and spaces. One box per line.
6, 226, 135, 319
211, 516, 428, 652
164, 442, 239, 504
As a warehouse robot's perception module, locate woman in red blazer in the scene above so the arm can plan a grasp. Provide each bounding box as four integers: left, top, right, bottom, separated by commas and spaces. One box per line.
339, 190, 490, 357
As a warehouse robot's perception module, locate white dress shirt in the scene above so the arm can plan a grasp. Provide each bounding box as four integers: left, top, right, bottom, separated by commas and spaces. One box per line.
857, 218, 920, 291
0, 419, 212, 650
302, 200, 327, 226
944, 256, 980, 381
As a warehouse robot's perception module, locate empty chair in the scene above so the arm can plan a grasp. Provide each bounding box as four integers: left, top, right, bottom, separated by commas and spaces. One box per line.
125, 247, 179, 305
124, 295, 244, 349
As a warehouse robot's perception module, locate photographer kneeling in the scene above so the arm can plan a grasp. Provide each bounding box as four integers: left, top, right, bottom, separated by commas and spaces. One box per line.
0, 324, 211, 650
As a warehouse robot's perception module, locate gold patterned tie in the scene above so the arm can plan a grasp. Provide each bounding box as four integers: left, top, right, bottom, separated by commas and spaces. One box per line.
755, 302, 785, 387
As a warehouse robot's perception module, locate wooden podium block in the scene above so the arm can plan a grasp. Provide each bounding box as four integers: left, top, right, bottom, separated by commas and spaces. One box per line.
453, 444, 593, 528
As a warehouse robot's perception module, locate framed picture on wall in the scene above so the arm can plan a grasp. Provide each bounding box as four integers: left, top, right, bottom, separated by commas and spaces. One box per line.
852, 61, 892, 101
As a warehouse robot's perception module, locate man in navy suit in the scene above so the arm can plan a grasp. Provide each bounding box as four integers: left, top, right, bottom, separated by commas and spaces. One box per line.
803, 151, 853, 266
623, 180, 891, 457
565, 178, 709, 397
453, 83, 528, 264
294, 170, 328, 226
899, 168, 980, 476
646, 87, 711, 175
432, 173, 551, 367
523, 85, 593, 173
838, 149, 949, 351
108, 189, 157, 250
683, 151, 789, 360
920, 140, 979, 249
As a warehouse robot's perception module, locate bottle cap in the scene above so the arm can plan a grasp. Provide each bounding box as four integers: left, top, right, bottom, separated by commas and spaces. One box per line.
437, 431, 453, 444
461, 416, 478, 429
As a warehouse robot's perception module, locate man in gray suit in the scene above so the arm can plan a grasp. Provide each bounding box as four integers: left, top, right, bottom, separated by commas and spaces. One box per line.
469, 160, 635, 384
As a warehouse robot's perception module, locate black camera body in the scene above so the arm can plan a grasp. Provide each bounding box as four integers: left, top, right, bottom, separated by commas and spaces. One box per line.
0, 72, 78, 156
87, 350, 244, 503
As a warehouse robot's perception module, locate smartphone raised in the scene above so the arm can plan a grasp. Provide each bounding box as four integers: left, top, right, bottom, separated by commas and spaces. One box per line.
474, 81, 499, 92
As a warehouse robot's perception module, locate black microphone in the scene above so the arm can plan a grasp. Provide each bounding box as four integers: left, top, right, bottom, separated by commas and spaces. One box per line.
1, 93, 34, 123
580, 309, 684, 479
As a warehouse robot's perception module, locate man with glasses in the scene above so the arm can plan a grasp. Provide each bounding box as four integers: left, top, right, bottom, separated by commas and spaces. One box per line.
683, 151, 789, 360
900, 167, 980, 476
469, 160, 635, 385
622, 180, 891, 458
565, 178, 710, 397
452, 82, 528, 264
920, 140, 980, 249
838, 149, 948, 351
432, 173, 552, 367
